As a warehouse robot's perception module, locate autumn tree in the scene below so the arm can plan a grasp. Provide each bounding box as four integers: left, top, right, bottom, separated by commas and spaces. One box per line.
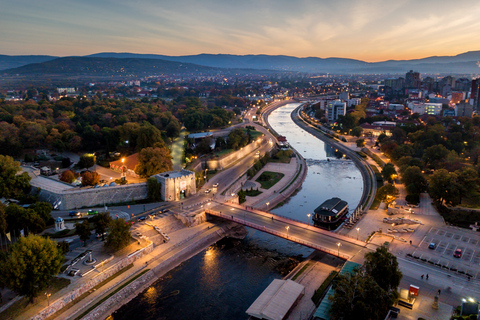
135, 145, 173, 177
105, 218, 131, 251
81, 171, 100, 186
59, 170, 77, 183
0, 235, 64, 302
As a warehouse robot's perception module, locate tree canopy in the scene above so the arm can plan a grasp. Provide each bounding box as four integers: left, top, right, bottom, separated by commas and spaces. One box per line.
105, 218, 131, 251
135, 145, 173, 177
94, 212, 112, 241
364, 246, 402, 292
0, 155, 31, 199
75, 220, 91, 246
0, 235, 64, 301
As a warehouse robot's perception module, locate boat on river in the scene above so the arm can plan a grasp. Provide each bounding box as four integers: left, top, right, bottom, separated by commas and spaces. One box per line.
312, 197, 348, 230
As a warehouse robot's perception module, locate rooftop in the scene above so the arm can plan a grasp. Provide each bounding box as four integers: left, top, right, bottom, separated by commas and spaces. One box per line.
314, 197, 348, 217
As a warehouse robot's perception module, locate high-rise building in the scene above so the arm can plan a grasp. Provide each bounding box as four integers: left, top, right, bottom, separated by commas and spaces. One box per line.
405, 70, 421, 89
471, 78, 480, 111
326, 100, 346, 122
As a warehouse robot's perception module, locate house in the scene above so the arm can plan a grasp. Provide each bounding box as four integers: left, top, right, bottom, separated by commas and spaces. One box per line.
109, 153, 140, 178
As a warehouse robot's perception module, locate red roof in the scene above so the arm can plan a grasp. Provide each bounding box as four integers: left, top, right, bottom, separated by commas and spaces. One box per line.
110, 153, 139, 171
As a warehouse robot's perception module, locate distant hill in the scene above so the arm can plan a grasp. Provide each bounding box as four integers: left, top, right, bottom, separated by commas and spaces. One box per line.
1, 56, 225, 77
0, 54, 57, 70
2, 51, 480, 75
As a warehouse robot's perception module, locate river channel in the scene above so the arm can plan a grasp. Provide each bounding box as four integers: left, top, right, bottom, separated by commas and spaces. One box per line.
111, 103, 363, 320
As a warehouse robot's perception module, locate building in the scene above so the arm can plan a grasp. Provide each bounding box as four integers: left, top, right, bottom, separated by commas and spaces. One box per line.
471, 78, 480, 112
450, 92, 464, 105
455, 102, 474, 117
109, 153, 140, 178
326, 100, 346, 122
405, 70, 421, 89
407, 102, 442, 116
312, 197, 348, 230
153, 169, 196, 201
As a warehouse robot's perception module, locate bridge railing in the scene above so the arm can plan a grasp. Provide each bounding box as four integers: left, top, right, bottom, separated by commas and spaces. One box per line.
206, 209, 351, 260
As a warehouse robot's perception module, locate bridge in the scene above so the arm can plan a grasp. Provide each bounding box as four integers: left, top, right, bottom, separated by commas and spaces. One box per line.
205, 202, 368, 260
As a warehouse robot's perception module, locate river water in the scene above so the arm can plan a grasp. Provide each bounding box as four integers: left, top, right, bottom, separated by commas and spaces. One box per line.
112, 103, 363, 320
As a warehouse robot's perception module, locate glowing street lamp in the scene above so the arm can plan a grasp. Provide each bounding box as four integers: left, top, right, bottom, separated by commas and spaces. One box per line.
266, 202, 270, 211
356, 227, 360, 240
307, 213, 311, 226
337, 242, 342, 256
286, 225, 290, 239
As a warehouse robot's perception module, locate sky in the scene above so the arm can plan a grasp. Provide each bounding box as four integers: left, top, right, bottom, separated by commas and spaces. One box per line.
1, 0, 480, 62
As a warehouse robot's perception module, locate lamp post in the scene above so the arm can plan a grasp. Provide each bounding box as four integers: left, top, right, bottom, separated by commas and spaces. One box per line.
45, 292, 51, 306
337, 242, 341, 257
286, 226, 290, 239
307, 213, 311, 226
266, 202, 270, 211
356, 227, 360, 240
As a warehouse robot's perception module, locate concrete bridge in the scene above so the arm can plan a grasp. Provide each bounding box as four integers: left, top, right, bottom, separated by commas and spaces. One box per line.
205, 202, 368, 260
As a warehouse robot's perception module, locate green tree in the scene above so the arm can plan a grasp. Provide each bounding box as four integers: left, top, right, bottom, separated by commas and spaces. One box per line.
376, 183, 399, 203
227, 128, 248, 150
423, 144, 449, 168
381, 163, 397, 183
5, 204, 46, 235
105, 218, 131, 251
135, 146, 173, 177
94, 212, 112, 241
329, 268, 394, 320
351, 126, 363, 138
78, 153, 96, 169
147, 177, 162, 201
75, 220, 91, 246
364, 246, 402, 293
356, 139, 365, 148
0, 235, 63, 302
0, 203, 6, 234
237, 189, 246, 204
30, 202, 53, 225
401, 166, 427, 194
136, 122, 165, 150
428, 169, 460, 205
455, 167, 480, 202
0, 155, 31, 199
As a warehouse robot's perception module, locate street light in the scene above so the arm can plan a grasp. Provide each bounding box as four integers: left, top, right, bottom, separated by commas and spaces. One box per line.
286, 226, 290, 239
266, 202, 270, 211
307, 213, 311, 226
356, 227, 360, 240
337, 242, 341, 257
45, 292, 51, 306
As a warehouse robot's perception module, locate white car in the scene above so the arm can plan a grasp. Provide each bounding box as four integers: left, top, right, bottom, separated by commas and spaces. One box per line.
204, 188, 211, 193
213, 183, 219, 188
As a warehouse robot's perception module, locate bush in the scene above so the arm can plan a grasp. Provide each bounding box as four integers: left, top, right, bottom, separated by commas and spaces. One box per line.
59, 170, 78, 183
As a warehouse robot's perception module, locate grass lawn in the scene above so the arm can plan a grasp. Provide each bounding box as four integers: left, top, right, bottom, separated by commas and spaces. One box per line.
244, 189, 262, 197
243, 128, 263, 140
0, 277, 70, 320
214, 149, 233, 157
256, 171, 285, 189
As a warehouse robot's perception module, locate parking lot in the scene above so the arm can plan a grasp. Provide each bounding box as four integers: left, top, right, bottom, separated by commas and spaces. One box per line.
412, 226, 480, 278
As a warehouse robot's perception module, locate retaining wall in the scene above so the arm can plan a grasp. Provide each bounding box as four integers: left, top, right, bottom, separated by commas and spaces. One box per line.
206, 139, 264, 170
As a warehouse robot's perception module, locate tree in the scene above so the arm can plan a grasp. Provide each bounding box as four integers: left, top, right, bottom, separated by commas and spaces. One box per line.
351, 126, 363, 138
0, 235, 63, 302
423, 144, 449, 168
356, 139, 365, 148
329, 268, 394, 320
136, 122, 165, 150
401, 166, 427, 194
5, 204, 46, 235
59, 170, 77, 183
0, 155, 31, 199
105, 218, 131, 251
227, 128, 248, 150
147, 177, 162, 201
428, 169, 461, 205
94, 212, 112, 241
78, 153, 96, 169
376, 183, 399, 203
75, 220, 91, 246
135, 146, 173, 177
364, 246, 402, 293
0, 203, 6, 234
81, 171, 100, 186
381, 163, 397, 183
30, 202, 53, 225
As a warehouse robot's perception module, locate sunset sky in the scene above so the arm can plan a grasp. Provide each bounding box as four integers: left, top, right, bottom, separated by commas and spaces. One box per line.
2, 0, 480, 62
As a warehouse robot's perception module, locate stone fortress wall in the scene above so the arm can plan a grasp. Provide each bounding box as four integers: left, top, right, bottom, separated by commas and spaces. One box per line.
38, 183, 148, 210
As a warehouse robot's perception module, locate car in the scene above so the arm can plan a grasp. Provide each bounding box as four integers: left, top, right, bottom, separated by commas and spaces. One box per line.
213, 183, 219, 188
163, 209, 170, 213
137, 216, 146, 221
204, 188, 211, 193
428, 242, 436, 249
87, 209, 99, 215
69, 211, 81, 216
454, 248, 462, 258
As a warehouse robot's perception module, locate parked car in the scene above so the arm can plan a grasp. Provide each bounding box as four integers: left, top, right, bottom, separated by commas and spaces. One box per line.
69, 211, 81, 217
454, 248, 462, 258
137, 216, 146, 221
87, 209, 99, 215
428, 242, 436, 249
163, 209, 170, 213
205, 188, 211, 193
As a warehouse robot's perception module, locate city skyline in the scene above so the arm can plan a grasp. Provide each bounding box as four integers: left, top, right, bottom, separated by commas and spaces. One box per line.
2, 0, 480, 62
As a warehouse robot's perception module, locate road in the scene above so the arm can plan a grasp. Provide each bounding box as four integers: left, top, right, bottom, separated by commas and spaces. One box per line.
207, 202, 366, 260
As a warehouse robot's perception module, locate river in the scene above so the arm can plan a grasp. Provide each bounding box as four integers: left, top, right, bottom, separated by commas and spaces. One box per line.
111, 103, 363, 320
